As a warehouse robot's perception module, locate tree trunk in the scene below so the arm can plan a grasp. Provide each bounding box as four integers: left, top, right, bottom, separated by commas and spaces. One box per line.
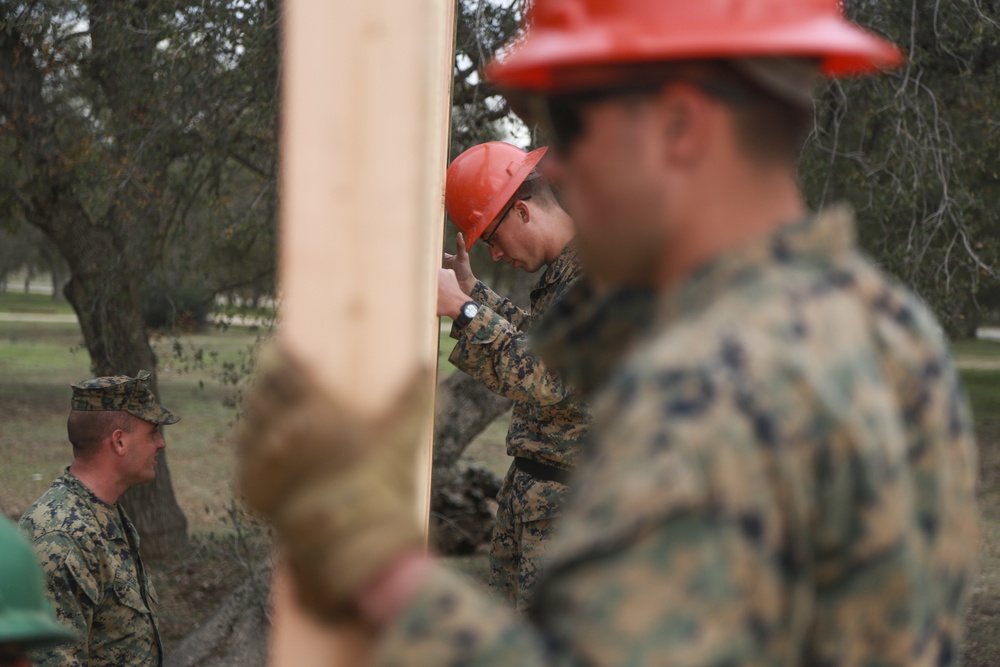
431, 371, 511, 553
43, 245, 69, 302
433, 371, 512, 466
119, 453, 188, 559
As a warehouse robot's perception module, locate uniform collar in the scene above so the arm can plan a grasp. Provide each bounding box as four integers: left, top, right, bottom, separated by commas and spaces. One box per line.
58, 468, 130, 542
535, 241, 581, 292
535, 206, 858, 395
660, 205, 856, 323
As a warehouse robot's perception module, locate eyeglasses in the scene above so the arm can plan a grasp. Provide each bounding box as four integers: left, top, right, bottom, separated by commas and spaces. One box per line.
481, 196, 532, 249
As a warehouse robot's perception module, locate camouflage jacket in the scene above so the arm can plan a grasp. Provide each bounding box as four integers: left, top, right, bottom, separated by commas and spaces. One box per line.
450, 243, 591, 470
377, 206, 980, 666
19, 470, 162, 667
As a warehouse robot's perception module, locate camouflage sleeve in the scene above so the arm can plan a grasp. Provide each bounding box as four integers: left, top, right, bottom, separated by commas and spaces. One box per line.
471, 281, 530, 328
448, 282, 532, 341
448, 304, 574, 406
375, 565, 548, 667
29, 533, 97, 666
376, 364, 803, 667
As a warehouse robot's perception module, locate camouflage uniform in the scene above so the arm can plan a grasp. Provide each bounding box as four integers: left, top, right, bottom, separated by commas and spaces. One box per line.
449, 243, 591, 610
376, 207, 979, 666
19, 471, 162, 667
17, 371, 176, 667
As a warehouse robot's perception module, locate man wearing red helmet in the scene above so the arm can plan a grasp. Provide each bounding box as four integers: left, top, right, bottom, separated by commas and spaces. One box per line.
437, 141, 590, 612
237, 1, 979, 665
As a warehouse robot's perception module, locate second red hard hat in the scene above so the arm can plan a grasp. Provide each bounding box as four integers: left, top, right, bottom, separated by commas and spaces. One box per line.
446, 142, 548, 250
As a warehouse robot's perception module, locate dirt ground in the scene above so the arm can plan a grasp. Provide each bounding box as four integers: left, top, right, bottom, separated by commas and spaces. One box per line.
150, 538, 253, 651
150, 538, 492, 653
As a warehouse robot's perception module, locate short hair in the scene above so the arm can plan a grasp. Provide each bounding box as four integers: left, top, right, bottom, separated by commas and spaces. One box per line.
714, 65, 814, 166
510, 171, 559, 211
646, 60, 813, 165
67, 410, 136, 454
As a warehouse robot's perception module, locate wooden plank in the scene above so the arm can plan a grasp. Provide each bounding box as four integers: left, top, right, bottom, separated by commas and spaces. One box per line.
272, 0, 455, 663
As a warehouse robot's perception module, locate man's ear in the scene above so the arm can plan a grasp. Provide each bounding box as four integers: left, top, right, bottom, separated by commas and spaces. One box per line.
656, 83, 713, 167
109, 429, 128, 457
515, 199, 531, 225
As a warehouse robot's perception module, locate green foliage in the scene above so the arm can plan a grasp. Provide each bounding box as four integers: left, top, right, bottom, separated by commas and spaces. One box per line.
1, 0, 280, 307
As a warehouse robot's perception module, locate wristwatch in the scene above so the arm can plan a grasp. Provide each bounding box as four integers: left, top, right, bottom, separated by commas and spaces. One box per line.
454, 300, 480, 329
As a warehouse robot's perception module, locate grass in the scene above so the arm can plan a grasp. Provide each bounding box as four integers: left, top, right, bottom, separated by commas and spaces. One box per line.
0, 291, 76, 315
1, 290, 997, 662
0, 314, 259, 532
952, 339, 1000, 359
438, 318, 458, 376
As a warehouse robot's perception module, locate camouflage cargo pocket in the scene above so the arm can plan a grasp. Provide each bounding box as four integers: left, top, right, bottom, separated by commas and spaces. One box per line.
113, 580, 152, 615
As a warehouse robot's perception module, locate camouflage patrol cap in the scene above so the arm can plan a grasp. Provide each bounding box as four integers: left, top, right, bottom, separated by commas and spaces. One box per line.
71, 370, 180, 425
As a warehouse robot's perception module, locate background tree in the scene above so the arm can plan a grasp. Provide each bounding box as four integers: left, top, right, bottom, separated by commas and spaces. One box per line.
802, 0, 1000, 338
0, 0, 279, 556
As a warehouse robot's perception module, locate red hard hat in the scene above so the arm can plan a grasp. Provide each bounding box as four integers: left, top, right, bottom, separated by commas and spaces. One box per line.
446, 142, 548, 250
487, 0, 904, 92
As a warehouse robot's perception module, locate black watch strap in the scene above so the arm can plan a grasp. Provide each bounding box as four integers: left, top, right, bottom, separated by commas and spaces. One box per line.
454, 300, 480, 329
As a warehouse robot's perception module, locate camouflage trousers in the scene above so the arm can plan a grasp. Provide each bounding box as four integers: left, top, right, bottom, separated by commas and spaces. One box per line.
489, 462, 570, 613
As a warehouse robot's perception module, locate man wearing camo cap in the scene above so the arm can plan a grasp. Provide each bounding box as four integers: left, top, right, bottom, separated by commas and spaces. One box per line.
19, 371, 179, 667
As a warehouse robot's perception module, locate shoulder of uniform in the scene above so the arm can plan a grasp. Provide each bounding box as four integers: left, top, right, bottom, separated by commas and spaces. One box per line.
554, 253, 585, 289
28, 529, 87, 560
20, 488, 101, 550
27, 529, 97, 582
34, 532, 102, 606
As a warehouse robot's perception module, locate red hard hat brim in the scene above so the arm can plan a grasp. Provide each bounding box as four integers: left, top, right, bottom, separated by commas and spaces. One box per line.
488, 15, 904, 92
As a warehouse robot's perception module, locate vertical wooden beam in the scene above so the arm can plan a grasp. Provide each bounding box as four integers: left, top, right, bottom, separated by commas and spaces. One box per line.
273, 0, 455, 663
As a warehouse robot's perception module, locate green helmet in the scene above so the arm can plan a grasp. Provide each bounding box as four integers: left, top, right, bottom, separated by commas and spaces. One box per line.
0, 517, 77, 649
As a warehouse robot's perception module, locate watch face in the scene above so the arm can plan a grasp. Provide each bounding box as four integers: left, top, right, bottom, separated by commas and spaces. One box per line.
463, 303, 479, 319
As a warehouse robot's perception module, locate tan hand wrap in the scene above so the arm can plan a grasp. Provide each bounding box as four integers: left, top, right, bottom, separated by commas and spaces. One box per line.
236, 346, 431, 620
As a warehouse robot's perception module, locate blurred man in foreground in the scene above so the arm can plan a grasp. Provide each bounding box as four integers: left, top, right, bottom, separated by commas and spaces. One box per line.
237, 1, 980, 664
